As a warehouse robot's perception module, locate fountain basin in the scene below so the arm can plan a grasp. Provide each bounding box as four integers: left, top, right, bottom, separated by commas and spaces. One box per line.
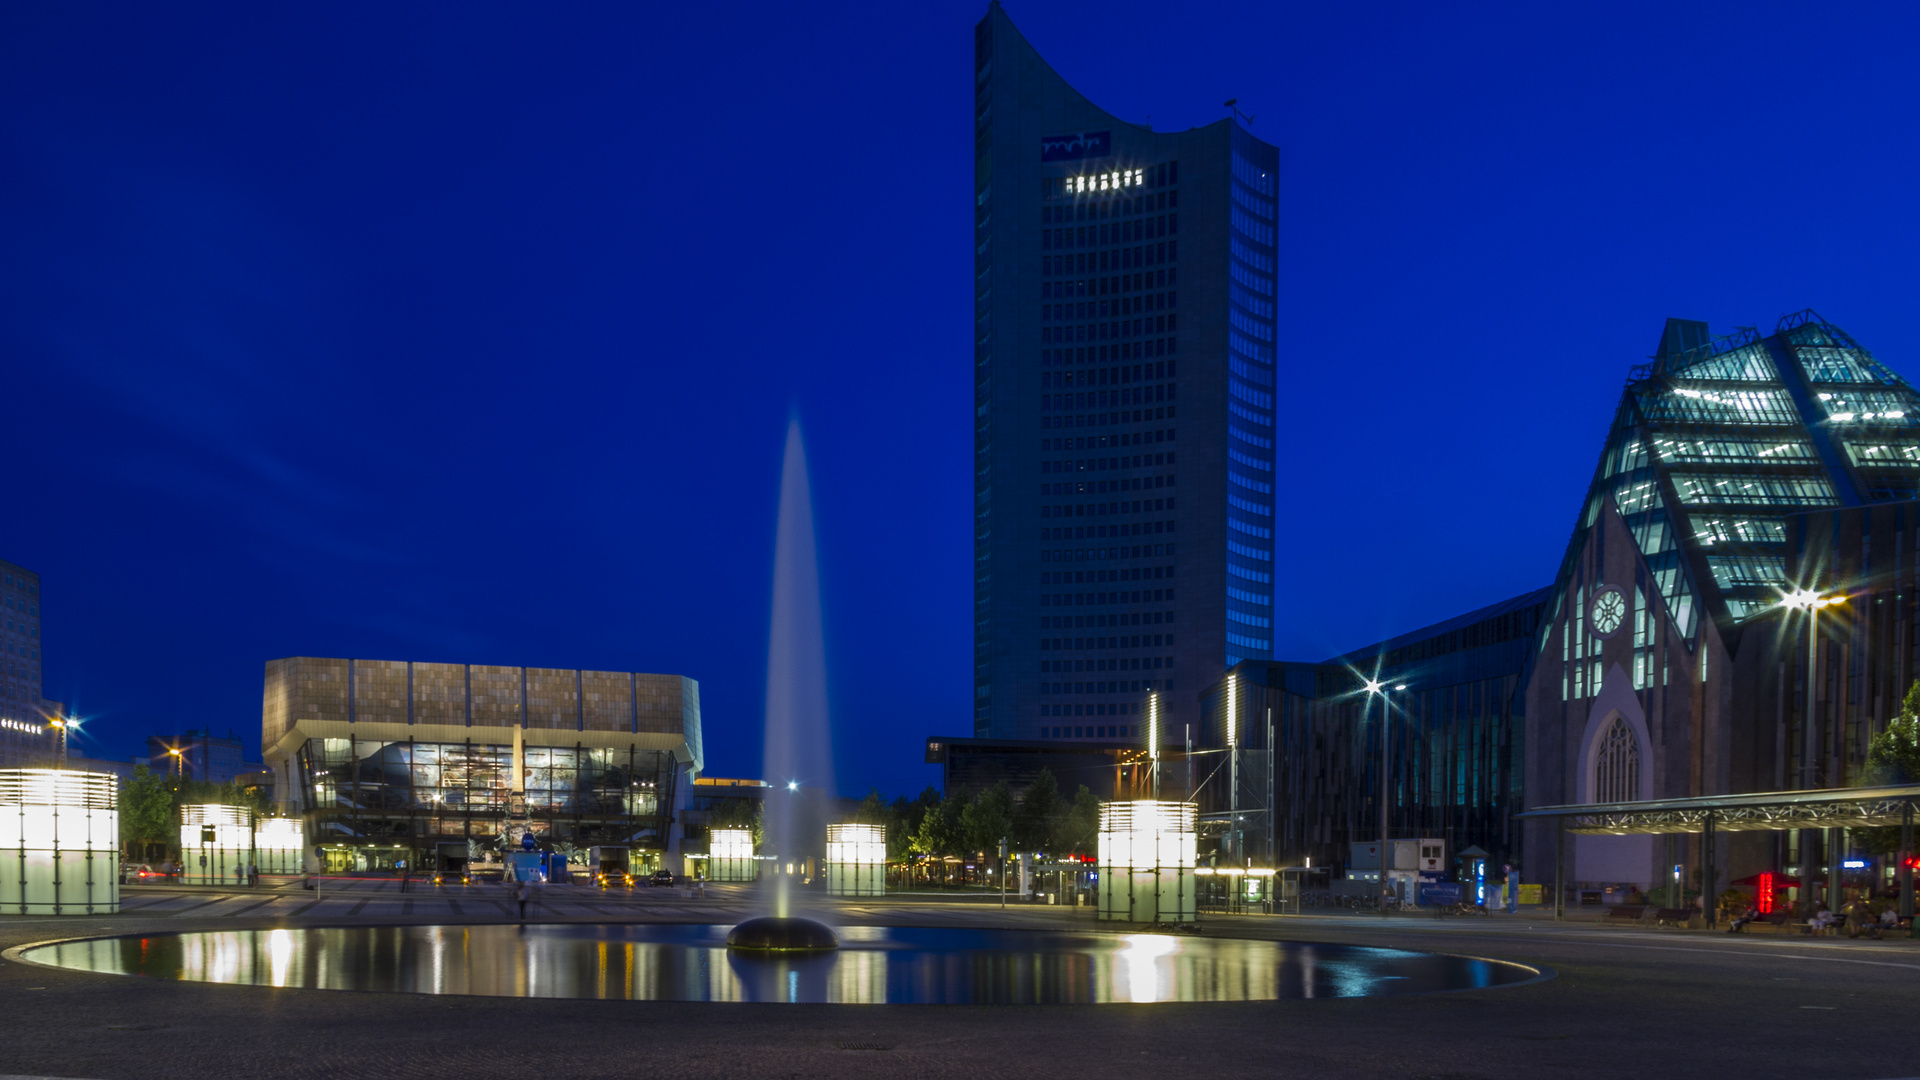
726, 916, 839, 951
13, 924, 1550, 1003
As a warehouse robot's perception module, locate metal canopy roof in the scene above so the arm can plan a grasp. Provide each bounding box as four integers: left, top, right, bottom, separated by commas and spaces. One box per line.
1516, 784, 1920, 836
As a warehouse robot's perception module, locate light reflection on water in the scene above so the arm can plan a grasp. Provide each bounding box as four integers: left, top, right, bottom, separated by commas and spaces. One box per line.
26, 925, 1537, 1004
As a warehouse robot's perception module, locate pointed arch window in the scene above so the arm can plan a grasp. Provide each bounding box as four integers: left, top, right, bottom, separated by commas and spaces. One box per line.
1594, 716, 1640, 803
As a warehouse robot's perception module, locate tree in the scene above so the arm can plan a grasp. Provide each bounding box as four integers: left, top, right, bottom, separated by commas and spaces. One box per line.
708, 797, 765, 847
912, 793, 963, 859
1854, 681, 1920, 855
1055, 785, 1102, 855
960, 782, 1016, 856
121, 765, 175, 857
1012, 769, 1062, 852
854, 787, 909, 858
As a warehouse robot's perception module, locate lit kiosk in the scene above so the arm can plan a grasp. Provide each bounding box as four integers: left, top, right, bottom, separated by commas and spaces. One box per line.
180, 804, 251, 885
825, 823, 886, 897
253, 817, 306, 875
707, 828, 757, 882
0, 769, 119, 915
1096, 800, 1197, 924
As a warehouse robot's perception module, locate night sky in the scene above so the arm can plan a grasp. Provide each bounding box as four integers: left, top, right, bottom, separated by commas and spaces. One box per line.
2, 2, 1915, 795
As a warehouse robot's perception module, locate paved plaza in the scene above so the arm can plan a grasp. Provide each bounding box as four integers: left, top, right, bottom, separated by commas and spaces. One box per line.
0, 882, 1914, 1080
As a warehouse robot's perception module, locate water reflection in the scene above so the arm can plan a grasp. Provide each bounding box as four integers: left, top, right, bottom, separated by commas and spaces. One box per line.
27, 925, 1538, 1004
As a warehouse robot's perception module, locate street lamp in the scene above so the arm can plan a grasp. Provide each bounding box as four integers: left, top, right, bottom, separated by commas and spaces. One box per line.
1364, 678, 1409, 915
47, 715, 70, 768
1779, 587, 1847, 913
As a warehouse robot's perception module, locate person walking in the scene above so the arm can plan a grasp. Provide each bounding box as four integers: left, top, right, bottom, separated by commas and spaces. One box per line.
516, 879, 531, 921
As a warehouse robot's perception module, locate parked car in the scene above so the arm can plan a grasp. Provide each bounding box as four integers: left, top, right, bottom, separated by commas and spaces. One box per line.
649, 869, 675, 888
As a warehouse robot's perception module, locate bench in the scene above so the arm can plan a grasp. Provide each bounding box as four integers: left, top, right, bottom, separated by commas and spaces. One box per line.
1649, 907, 1693, 928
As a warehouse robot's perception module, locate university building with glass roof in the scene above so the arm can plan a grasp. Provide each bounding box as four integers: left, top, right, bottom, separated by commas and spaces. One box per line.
1194, 311, 1920, 896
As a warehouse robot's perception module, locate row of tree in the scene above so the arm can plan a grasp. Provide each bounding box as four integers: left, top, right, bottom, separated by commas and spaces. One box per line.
853, 769, 1102, 860
120, 765, 272, 858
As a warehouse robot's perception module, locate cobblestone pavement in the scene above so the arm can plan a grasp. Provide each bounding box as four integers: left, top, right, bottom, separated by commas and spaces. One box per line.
1, 884, 1916, 1080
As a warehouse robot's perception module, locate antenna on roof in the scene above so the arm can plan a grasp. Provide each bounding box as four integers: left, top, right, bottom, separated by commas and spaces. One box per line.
1224, 99, 1254, 125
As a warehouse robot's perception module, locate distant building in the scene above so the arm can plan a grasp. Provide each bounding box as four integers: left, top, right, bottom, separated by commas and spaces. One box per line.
0, 558, 55, 769
146, 728, 256, 784
261, 657, 703, 875
1198, 588, 1553, 872
971, 3, 1280, 745
926, 734, 1175, 805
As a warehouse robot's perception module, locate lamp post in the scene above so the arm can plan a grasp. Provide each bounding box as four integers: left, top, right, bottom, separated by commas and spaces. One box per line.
48, 715, 69, 768
1782, 588, 1845, 913
1365, 679, 1408, 915
1225, 673, 1239, 867
1147, 691, 1161, 800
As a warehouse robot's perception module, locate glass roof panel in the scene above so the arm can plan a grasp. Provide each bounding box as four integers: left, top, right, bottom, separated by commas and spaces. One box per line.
1671, 473, 1838, 507
1650, 436, 1817, 465
1815, 389, 1918, 426
1672, 344, 1777, 382
1690, 516, 1785, 546
1798, 347, 1887, 385
1641, 386, 1799, 426
1706, 555, 1787, 590
1843, 440, 1920, 467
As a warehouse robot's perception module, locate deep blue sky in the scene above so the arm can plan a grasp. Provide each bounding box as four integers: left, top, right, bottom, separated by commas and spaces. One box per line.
3, 2, 1916, 796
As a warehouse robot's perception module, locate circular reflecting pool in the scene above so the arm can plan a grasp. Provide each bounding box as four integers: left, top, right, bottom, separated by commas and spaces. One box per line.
20, 924, 1544, 1004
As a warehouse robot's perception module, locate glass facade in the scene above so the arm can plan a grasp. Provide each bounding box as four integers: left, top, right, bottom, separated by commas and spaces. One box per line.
1554, 311, 1920, 640
292, 738, 673, 855
973, 5, 1278, 745
1198, 589, 1549, 870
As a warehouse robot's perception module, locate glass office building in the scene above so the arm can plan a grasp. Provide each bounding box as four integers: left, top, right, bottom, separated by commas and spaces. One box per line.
972, 2, 1279, 744
1199, 589, 1551, 871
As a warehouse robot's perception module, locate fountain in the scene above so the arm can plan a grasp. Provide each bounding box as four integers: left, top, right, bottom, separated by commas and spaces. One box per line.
728, 417, 839, 952
16, 418, 1558, 1003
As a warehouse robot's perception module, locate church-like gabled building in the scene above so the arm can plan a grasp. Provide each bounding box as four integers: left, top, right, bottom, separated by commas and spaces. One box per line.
1524, 310, 1920, 891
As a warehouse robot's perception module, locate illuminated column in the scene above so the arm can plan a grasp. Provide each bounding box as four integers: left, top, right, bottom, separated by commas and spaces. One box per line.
0, 769, 118, 915
708, 828, 757, 882
1147, 691, 1161, 799
179, 804, 251, 885
1226, 674, 1239, 865
826, 823, 886, 897
253, 817, 306, 875
1096, 800, 1196, 924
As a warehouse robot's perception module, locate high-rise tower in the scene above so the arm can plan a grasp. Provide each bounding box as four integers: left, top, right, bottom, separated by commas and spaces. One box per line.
973, 4, 1279, 744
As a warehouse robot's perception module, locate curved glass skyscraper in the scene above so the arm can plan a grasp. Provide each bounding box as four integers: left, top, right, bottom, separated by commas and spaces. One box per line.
973, 3, 1279, 744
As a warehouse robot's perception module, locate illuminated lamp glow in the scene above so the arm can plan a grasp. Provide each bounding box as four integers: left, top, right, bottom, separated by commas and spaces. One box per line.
708, 828, 757, 882
825, 823, 886, 897
253, 817, 306, 875
1147, 691, 1161, 762
1224, 674, 1238, 748
0, 769, 119, 915
1096, 800, 1196, 924
178, 804, 253, 886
